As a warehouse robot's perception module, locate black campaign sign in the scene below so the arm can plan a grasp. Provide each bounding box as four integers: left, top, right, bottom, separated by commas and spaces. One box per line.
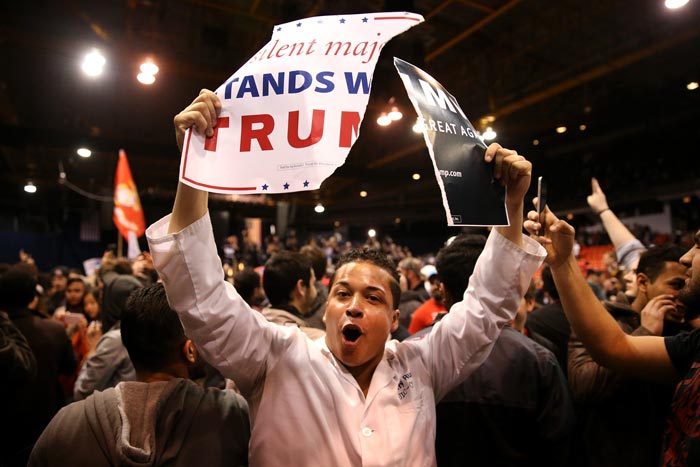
394, 57, 507, 227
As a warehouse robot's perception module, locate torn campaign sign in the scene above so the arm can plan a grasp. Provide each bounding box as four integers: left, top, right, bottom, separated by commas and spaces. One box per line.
179, 12, 424, 194
394, 57, 508, 227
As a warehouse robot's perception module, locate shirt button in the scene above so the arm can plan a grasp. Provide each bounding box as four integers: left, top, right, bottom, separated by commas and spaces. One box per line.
361, 427, 373, 437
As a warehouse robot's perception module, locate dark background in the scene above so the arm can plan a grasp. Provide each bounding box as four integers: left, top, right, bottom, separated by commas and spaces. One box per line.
1, 0, 699, 269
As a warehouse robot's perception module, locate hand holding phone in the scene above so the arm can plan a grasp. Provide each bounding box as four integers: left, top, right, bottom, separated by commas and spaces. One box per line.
536, 176, 547, 235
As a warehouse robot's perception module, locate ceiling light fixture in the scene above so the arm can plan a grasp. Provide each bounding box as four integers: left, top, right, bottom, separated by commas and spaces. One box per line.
82, 49, 106, 77
388, 106, 402, 121
360, 190, 368, 198
24, 181, 37, 193
314, 203, 325, 213
412, 118, 424, 133
579, 124, 587, 131
137, 72, 156, 85
556, 126, 567, 134
412, 173, 420, 181
687, 81, 699, 91
377, 113, 392, 126
532, 139, 540, 146
368, 228, 376, 238
140, 60, 159, 76
665, 0, 689, 9
77, 147, 92, 158
482, 126, 497, 140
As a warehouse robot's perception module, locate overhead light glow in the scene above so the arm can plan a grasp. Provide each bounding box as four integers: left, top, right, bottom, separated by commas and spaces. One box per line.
368, 228, 376, 238
377, 113, 392, 126
556, 126, 567, 134
82, 49, 106, 77
579, 124, 587, 131
687, 81, 699, 91
412, 118, 424, 133
314, 203, 325, 213
566, 213, 574, 220
533, 139, 540, 146
482, 126, 497, 140
412, 173, 421, 181
665, 0, 689, 9
683, 196, 691, 203
388, 107, 402, 121
394, 217, 401, 224
24, 181, 37, 193
137, 72, 156, 85
77, 147, 92, 158
140, 60, 159, 75
360, 190, 368, 198
334, 220, 340, 227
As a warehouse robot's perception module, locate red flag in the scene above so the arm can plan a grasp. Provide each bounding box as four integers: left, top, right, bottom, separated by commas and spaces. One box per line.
113, 149, 145, 239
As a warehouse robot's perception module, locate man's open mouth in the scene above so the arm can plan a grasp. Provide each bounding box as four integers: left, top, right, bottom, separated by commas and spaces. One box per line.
342, 324, 362, 342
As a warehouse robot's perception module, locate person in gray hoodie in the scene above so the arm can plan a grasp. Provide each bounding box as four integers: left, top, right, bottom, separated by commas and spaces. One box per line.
29, 283, 251, 466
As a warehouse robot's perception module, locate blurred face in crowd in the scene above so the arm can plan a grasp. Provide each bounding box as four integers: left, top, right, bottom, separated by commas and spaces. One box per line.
324, 261, 399, 373
65, 280, 86, 306
641, 261, 688, 318
623, 259, 640, 297
300, 269, 318, 314
678, 230, 700, 310
52, 274, 67, 292
429, 277, 444, 303
83, 292, 100, 320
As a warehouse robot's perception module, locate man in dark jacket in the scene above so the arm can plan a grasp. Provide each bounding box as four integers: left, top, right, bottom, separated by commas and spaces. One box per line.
30, 283, 250, 467
0, 266, 76, 466
413, 235, 575, 467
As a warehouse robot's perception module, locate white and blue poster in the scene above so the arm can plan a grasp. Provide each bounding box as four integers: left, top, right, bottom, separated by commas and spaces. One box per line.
179, 12, 424, 194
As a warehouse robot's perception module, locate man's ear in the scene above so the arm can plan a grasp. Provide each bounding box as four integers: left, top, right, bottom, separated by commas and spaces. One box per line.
390, 309, 400, 333
294, 278, 306, 299
637, 273, 650, 294
182, 339, 197, 364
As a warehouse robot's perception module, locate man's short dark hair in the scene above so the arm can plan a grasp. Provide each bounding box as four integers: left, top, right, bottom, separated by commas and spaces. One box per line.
435, 235, 486, 305
331, 248, 401, 309
121, 283, 187, 373
300, 245, 327, 281
0, 265, 37, 310
263, 251, 312, 308
234, 268, 261, 306
636, 245, 687, 282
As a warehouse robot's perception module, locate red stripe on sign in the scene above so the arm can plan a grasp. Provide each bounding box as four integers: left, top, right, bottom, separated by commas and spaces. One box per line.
182, 176, 257, 191
374, 16, 421, 21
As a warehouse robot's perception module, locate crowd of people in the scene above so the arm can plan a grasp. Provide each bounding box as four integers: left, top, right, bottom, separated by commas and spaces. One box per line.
1, 90, 698, 467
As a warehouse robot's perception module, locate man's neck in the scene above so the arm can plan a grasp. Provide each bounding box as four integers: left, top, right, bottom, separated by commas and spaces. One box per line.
345, 355, 383, 397
136, 366, 188, 383
630, 295, 646, 313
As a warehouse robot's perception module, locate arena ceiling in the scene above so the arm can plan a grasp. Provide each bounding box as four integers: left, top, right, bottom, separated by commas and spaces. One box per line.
1, 0, 699, 238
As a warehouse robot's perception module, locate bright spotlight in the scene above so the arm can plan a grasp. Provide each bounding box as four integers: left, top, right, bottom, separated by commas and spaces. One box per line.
377, 113, 392, 126
388, 107, 402, 121
368, 228, 376, 238
360, 190, 367, 198
314, 203, 325, 213
412, 173, 420, 181
77, 147, 92, 158
688, 81, 699, 91
82, 49, 106, 77
24, 181, 37, 193
140, 60, 159, 75
137, 72, 156, 85
482, 126, 497, 141
665, 0, 689, 9
412, 118, 425, 133
556, 126, 567, 134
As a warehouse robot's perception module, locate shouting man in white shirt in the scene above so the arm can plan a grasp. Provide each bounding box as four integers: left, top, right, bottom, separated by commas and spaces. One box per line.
146, 89, 546, 466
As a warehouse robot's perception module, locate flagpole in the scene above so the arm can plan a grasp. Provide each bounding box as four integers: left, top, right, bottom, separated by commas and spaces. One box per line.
117, 233, 123, 258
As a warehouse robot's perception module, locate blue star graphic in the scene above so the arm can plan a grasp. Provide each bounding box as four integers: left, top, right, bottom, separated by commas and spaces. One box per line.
339, 18, 346, 24
296, 22, 302, 27
276, 27, 281, 32
303, 180, 309, 187
362, 17, 369, 23
262, 184, 269, 191
283, 182, 290, 190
